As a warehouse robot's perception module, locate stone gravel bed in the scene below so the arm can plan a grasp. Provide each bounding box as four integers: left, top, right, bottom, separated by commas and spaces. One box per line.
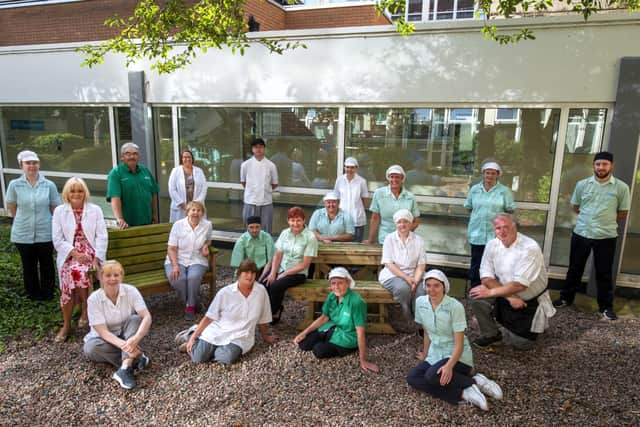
1, 267, 639, 426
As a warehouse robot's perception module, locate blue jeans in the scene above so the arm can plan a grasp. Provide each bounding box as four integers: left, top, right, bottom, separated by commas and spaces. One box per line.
190, 338, 243, 365
165, 263, 209, 308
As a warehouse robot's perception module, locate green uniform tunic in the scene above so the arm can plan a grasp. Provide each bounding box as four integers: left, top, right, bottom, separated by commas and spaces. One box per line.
319, 288, 367, 349
106, 162, 159, 226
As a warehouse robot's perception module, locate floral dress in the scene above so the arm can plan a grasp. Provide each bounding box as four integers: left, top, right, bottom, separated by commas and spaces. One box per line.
59, 209, 95, 306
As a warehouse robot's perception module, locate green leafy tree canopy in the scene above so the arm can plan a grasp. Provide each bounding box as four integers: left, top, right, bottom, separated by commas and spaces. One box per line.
78, 0, 305, 74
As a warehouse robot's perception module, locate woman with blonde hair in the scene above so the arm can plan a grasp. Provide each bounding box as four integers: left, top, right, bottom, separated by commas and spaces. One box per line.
165, 200, 212, 320
52, 177, 107, 342
83, 260, 152, 390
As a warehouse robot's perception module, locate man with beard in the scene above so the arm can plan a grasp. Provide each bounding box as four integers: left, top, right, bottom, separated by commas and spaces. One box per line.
553, 151, 630, 320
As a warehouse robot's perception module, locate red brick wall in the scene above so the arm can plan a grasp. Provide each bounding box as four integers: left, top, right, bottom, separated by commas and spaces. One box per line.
0, 0, 389, 47
0, 0, 136, 46
285, 5, 390, 29
245, 0, 286, 31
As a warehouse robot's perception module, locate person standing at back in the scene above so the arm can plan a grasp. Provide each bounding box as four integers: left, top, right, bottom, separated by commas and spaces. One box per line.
106, 142, 159, 229
334, 157, 368, 242
553, 151, 630, 320
240, 138, 279, 234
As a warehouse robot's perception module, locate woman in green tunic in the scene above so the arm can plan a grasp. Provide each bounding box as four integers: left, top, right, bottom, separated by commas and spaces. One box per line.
293, 267, 378, 372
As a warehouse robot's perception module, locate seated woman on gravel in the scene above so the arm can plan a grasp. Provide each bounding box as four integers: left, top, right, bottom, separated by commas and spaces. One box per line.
165, 200, 212, 321
83, 260, 152, 390
407, 269, 502, 411
293, 267, 378, 372
177, 259, 276, 365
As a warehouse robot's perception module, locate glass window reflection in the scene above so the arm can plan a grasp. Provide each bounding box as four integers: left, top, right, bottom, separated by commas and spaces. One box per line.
1, 106, 112, 174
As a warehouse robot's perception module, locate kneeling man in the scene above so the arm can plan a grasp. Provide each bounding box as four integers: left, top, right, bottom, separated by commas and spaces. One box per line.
179, 259, 276, 364
469, 213, 555, 350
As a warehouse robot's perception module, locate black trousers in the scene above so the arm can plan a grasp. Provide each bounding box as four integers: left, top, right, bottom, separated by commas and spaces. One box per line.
298, 329, 355, 359
266, 273, 307, 315
15, 241, 56, 301
406, 358, 474, 405
468, 244, 486, 289
560, 232, 617, 311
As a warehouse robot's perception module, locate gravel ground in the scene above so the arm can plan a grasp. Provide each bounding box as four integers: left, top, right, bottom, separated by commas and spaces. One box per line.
2, 267, 639, 426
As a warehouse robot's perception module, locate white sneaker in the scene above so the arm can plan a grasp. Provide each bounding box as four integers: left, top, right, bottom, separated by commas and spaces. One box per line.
462, 384, 488, 411
473, 373, 503, 400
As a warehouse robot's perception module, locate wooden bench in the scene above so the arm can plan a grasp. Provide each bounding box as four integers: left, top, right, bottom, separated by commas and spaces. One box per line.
94, 223, 217, 301
287, 242, 396, 334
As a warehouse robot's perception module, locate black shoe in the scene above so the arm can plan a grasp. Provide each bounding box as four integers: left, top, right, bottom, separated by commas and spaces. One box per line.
271, 305, 284, 325
601, 309, 617, 321
474, 333, 502, 348
112, 367, 136, 389
553, 299, 572, 308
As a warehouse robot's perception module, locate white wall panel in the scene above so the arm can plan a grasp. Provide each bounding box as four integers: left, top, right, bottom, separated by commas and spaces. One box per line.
1, 14, 639, 105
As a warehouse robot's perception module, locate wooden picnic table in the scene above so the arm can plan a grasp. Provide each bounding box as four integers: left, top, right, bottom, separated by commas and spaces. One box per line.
289, 241, 396, 334
313, 242, 382, 280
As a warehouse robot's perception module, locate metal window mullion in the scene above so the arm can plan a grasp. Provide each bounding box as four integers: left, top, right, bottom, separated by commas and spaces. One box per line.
615, 138, 640, 275
421, 0, 430, 22
0, 108, 6, 210
172, 106, 180, 165
432, 0, 438, 19
542, 107, 570, 266
453, 0, 458, 19
108, 106, 118, 168
337, 106, 346, 180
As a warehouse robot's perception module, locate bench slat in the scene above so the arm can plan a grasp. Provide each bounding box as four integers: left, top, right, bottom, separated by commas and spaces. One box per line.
288, 280, 394, 304
108, 234, 169, 249
108, 223, 172, 239
108, 243, 167, 258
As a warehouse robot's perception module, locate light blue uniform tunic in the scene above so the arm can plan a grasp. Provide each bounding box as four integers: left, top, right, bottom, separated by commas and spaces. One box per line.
370, 186, 420, 244
571, 175, 630, 239
464, 181, 515, 245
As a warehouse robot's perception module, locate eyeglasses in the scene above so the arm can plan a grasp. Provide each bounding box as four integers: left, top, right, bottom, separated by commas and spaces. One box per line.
123, 151, 139, 157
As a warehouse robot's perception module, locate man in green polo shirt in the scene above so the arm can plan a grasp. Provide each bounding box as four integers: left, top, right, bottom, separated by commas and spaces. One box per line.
554, 151, 630, 320
107, 142, 160, 229
230, 216, 275, 278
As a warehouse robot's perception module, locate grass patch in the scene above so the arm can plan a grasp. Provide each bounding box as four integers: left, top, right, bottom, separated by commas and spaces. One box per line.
0, 221, 61, 352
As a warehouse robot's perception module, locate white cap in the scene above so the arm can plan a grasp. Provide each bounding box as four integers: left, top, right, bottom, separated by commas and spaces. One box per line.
423, 269, 450, 294
393, 208, 414, 224
344, 157, 359, 167
328, 267, 356, 288
17, 150, 39, 164
482, 161, 501, 174
323, 191, 339, 201
385, 164, 406, 180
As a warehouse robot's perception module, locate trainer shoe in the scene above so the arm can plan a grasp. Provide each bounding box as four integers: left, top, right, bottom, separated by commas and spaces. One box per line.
552, 299, 572, 308
473, 333, 502, 348
175, 327, 194, 347
473, 373, 503, 400
601, 309, 618, 321
461, 384, 488, 411
135, 353, 150, 372
112, 367, 136, 390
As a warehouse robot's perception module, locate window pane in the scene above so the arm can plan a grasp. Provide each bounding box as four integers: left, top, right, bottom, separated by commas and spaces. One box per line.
620, 157, 640, 274
1, 106, 112, 173
413, 202, 546, 256
4, 173, 113, 220
345, 107, 559, 202
114, 107, 132, 154
177, 107, 339, 189
549, 108, 606, 266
